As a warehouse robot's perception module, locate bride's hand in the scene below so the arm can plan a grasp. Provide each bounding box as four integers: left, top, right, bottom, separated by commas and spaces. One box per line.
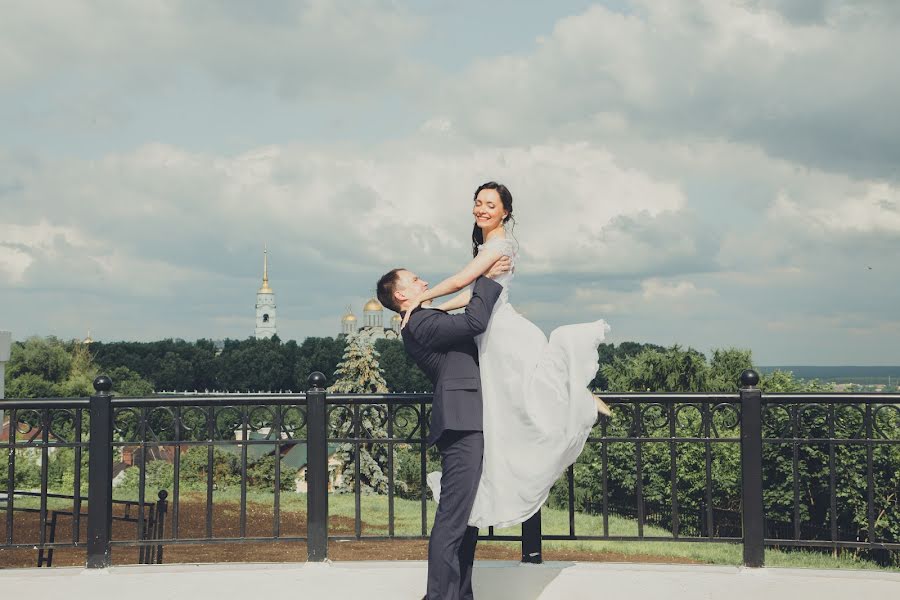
400, 297, 423, 330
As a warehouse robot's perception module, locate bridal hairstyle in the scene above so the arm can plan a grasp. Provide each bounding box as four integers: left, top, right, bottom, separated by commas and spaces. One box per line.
472, 181, 515, 257
376, 268, 405, 313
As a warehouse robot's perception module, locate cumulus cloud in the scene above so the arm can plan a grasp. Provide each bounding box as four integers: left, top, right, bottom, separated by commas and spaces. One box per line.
0, 137, 690, 295
641, 278, 717, 300
0, 221, 89, 283
435, 0, 900, 178
0, 0, 425, 96
768, 184, 900, 234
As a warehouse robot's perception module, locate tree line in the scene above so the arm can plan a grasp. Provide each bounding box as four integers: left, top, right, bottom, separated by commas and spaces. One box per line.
3, 336, 671, 397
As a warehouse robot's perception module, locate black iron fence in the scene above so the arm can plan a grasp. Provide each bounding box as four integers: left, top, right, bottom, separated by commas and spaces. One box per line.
1, 370, 898, 569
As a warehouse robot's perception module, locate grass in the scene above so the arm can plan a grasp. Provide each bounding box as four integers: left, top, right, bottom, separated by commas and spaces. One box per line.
143, 487, 900, 571
8, 485, 895, 571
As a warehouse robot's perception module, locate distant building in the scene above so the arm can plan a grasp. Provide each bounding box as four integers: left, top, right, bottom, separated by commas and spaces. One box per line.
341, 298, 400, 343
255, 246, 277, 340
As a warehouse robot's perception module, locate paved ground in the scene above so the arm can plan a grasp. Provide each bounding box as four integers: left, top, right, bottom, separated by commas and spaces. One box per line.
3, 560, 898, 599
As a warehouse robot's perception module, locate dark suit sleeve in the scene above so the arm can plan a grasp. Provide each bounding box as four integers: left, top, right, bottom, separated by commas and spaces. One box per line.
410, 276, 503, 351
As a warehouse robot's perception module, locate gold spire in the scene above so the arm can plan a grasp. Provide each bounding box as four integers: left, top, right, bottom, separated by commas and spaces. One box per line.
259, 245, 273, 294
83, 329, 93, 345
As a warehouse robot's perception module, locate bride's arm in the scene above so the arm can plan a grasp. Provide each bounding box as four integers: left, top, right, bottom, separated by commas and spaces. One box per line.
412, 247, 503, 307
434, 253, 511, 312
436, 289, 472, 312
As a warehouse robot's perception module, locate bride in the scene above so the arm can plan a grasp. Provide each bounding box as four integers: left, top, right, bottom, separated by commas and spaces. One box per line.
402, 181, 611, 529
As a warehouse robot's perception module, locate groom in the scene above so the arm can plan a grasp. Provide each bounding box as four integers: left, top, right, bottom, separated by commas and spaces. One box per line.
376, 260, 507, 600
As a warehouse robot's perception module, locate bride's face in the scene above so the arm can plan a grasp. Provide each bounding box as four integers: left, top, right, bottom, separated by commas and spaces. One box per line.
473, 189, 507, 232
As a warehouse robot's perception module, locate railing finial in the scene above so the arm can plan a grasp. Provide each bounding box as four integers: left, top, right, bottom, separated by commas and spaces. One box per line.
307, 371, 326, 391
739, 369, 760, 389
93, 374, 113, 394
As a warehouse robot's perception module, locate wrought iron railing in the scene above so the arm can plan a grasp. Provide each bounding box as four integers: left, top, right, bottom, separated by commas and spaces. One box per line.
1, 370, 897, 569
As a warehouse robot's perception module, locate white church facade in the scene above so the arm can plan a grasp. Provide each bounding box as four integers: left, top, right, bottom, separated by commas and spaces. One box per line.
249, 246, 399, 344
254, 247, 277, 340
341, 298, 400, 343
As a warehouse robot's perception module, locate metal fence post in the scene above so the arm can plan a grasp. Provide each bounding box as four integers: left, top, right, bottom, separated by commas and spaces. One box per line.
739, 369, 765, 567
86, 375, 114, 568
306, 371, 328, 561
521, 509, 543, 563
154, 490, 168, 564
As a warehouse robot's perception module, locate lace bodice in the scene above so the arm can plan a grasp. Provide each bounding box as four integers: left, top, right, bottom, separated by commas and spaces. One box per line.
478, 237, 518, 290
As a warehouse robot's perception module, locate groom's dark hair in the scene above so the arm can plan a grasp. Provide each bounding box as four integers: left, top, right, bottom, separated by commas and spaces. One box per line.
377, 268, 405, 314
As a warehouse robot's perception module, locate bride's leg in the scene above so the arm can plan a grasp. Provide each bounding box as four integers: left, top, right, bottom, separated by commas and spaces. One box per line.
592, 393, 612, 417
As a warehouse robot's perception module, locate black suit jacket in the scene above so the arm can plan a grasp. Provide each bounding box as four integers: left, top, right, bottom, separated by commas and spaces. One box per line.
401, 276, 504, 445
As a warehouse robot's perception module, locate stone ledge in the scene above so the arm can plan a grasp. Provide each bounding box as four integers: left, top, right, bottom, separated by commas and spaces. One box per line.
1, 560, 898, 599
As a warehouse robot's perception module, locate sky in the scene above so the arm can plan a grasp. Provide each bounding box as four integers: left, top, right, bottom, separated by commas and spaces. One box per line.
1, 0, 899, 365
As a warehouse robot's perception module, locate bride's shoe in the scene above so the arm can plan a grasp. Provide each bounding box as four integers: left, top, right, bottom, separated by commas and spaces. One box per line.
593, 394, 612, 417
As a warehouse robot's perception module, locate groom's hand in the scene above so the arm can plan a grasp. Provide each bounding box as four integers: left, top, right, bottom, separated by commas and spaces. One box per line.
485, 256, 511, 279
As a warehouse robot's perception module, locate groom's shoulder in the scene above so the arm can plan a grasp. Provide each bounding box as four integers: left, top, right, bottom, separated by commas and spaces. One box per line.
403, 308, 444, 338
405, 307, 438, 328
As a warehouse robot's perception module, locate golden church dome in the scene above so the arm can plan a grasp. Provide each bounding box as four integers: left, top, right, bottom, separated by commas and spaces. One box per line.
391, 314, 402, 322
364, 298, 383, 312
342, 313, 357, 322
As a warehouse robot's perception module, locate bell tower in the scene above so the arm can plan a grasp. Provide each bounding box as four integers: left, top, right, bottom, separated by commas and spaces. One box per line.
255, 246, 277, 340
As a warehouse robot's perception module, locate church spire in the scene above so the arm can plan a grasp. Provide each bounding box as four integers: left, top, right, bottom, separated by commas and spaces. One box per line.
259, 245, 272, 294
255, 245, 277, 339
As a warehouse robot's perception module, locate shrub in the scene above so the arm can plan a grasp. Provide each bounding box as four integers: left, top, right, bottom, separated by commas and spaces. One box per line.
246, 454, 298, 492
180, 446, 240, 490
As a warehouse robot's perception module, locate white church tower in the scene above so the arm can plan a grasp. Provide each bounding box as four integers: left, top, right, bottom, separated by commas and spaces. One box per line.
255, 246, 277, 340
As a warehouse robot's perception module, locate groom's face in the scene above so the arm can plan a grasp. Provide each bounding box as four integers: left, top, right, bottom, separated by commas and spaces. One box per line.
396, 270, 428, 305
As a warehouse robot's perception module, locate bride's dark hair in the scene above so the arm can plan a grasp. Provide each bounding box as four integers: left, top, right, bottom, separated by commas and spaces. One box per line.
472, 181, 514, 257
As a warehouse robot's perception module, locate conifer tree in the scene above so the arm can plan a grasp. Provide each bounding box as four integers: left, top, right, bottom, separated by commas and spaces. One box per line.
328, 334, 406, 495
329, 333, 388, 394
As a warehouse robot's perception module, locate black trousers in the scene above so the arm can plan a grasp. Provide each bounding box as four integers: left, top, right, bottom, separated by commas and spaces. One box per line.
426, 430, 484, 600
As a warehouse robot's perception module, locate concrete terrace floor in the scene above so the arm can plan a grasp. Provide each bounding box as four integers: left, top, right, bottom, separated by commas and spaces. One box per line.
3, 561, 899, 599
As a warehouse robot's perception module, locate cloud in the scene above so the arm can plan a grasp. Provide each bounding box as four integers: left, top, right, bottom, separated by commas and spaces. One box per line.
0, 221, 91, 284
434, 0, 900, 178
0, 0, 425, 97
641, 278, 716, 300
0, 136, 693, 339
768, 184, 900, 235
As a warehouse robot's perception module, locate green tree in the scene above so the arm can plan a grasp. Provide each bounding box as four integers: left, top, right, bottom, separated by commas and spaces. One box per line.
5, 338, 105, 398
6, 372, 58, 398
108, 366, 155, 397
329, 334, 388, 394
602, 345, 710, 392
708, 348, 754, 392
57, 342, 98, 397
591, 341, 666, 390
294, 337, 346, 390
215, 338, 292, 391
328, 334, 406, 495
7, 337, 72, 382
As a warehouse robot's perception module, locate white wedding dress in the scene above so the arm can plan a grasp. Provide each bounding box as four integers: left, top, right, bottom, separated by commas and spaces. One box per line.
428, 236, 610, 529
